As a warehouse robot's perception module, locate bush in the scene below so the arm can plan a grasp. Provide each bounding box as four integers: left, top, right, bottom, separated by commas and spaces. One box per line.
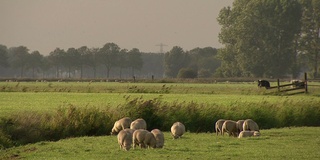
177, 68, 197, 78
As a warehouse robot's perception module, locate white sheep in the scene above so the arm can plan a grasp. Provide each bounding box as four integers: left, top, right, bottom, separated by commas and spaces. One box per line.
243, 119, 259, 131
111, 117, 132, 135
215, 119, 226, 136
221, 120, 238, 137
236, 120, 245, 133
171, 122, 186, 139
238, 131, 260, 138
117, 129, 133, 151
130, 118, 147, 130
151, 129, 165, 148
132, 129, 156, 149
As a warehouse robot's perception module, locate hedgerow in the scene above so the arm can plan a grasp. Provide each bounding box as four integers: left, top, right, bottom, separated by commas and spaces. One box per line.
0, 96, 319, 149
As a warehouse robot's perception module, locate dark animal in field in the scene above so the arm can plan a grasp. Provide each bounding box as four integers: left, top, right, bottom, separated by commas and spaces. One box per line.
258, 80, 270, 89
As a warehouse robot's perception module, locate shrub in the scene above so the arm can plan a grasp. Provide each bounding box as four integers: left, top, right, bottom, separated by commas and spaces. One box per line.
177, 68, 197, 78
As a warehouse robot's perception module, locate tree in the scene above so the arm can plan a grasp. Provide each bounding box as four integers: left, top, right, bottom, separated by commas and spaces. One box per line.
64, 48, 81, 78
164, 46, 189, 78
48, 48, 65, 78
189, 47, 220, 78
97, 43, 120, 78
118, 49, 128, 78
0, 44, 8, 68
28, 51, 43, 78
8, 46, 30, 78
299, 0, 320, 78
39, 56, 51, 78
217, 0, 302, 78
78, 47, 99, 78
77, 46, 90, 79
127, 48, 143, 77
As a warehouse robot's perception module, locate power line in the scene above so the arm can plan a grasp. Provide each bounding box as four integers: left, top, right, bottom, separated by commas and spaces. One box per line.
155, 43, 168, 53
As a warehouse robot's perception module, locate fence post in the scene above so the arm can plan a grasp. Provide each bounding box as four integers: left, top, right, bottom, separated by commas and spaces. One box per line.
277, 79, 280, 92
304, 72, 308, 93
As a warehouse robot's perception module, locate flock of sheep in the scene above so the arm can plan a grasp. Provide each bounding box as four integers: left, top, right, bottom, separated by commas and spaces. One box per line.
216, 119, 260, 138
111, 117, 185, 151
112, 117, 260, 151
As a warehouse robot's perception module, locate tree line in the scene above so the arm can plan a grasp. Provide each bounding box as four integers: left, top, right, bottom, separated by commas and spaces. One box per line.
0, 43, 220, 80
1, 0, 319, 80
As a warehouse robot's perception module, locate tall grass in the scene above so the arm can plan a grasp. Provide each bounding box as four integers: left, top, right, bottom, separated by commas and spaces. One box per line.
1, 96, 319, 149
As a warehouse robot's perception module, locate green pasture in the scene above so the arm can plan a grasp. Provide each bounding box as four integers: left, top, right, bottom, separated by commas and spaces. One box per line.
1, 81, 319, 118
1, 81, 320, 159
1, 91, 319, 118
1, 127, 319, 159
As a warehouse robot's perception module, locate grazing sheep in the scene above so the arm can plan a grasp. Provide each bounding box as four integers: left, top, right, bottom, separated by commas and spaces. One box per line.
151, 129, 165, 148
243, 119, 259, 132
171, 122, 186, 139
222, 120, 238, 137
111, 117, 132, 135
215, 119, 226, 136
117, 129, 133, 151
130, 118, 147, 130
132, 129, 156, 149
290, 80, 304, 88
238, 131, 260, 138
236, 120, 245, 133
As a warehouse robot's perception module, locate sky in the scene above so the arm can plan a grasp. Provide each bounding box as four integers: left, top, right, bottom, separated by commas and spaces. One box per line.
0, 0, 233, 55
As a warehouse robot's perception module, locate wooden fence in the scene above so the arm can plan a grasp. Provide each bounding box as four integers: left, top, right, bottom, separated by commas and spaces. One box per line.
268, 73, 308, 95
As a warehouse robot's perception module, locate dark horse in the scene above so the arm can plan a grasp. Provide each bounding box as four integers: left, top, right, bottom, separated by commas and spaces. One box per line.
258, 80, 270, 89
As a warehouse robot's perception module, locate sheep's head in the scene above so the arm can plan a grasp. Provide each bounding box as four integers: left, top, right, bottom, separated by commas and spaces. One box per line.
253, 131, 260, 137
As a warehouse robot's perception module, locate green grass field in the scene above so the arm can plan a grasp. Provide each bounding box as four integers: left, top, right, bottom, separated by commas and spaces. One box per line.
1, 81, 319, 118
1, 127, 319, 159
0, 81, 320, 159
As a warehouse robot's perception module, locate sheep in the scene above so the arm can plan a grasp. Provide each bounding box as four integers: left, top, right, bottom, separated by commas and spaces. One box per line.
238, 131, 260, 138
132, 129, 156, 149
171, 122, 186, 139
130, 118, 147, 130
221, 120, 238, 137
215, 119, 226, 136
243, 119, 259, 132
290, 80, 304, 88
151, 129, 165, 148
236, 120, 245, 133
111, 117, 132, 135
117, 129, 133, 151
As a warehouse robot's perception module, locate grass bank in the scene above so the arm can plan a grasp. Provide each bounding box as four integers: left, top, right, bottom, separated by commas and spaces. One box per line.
1, 127, 319, 159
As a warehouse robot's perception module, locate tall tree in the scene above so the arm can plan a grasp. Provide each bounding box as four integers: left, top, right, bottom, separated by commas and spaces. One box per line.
64, 48, 81, 78
97, 43, 120, 78
48, 48, 65, 78
217, 0, 302, 78
164, 46, 189, 78
127, 48, 143, 77
118, 49, 128, 78
28, 51, 43, 78
9, 46, 30, 78
0, 44, 8, 68
299, 0, 320, 78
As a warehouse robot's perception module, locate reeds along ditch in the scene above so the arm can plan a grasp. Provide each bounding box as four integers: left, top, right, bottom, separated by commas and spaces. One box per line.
1, 97, 320, 149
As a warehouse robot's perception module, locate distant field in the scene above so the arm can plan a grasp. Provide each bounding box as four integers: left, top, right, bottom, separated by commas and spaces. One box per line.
1, 81, 319, 117
1, 127, 319, 159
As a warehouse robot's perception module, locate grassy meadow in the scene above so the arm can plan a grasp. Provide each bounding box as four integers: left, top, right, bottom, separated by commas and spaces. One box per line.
0, 81, 320, 159
1, 127, 320, 159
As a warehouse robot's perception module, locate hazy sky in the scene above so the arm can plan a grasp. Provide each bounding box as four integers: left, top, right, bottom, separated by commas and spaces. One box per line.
0, 0, 233, 55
